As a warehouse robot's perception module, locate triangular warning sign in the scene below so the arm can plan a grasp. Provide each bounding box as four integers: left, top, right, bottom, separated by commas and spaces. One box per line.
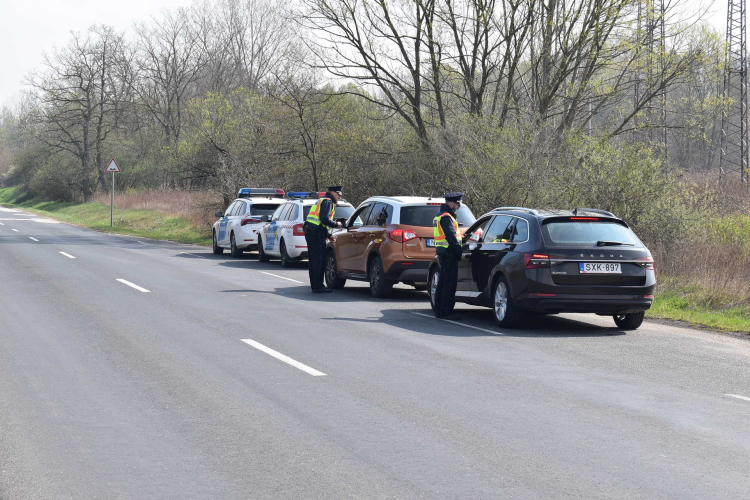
105, 159, 121, 173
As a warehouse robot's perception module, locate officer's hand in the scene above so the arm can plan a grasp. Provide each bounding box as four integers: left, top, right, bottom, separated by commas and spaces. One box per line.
336, 221, 343, 228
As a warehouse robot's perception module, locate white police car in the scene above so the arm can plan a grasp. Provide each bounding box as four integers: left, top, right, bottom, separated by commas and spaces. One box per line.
258, 192, 355, 267
212, 188, 286, 257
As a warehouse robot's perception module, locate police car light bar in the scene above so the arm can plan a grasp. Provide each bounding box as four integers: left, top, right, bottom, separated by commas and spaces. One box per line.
238, 188, 285, 198
287, 191, 314, 198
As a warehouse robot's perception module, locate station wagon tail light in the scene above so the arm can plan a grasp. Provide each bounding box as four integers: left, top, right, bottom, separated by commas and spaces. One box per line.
241, 217, 261, 226
570, 217, 599, 221
644, 295, 654, 299
293, 223, 305, 236
388, 229, 418, 242
524, 253, 550, 268
635, 256, 655, 271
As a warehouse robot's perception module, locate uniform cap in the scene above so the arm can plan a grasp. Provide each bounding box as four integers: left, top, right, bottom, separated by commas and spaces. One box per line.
443, 192, 464, 203
327, 185, 344, 195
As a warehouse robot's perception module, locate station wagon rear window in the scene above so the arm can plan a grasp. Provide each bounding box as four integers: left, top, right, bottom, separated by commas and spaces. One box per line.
542, 220, 641, 246
400, 205, 475, 227
250, 204, 281, 216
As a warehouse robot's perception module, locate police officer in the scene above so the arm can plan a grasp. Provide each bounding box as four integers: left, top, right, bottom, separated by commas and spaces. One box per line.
304, 185, 344, 293
433, 192, 464, 319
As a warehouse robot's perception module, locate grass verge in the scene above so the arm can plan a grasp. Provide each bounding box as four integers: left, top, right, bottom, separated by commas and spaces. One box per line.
0, 187, 211, 246
647, 286, 750, 334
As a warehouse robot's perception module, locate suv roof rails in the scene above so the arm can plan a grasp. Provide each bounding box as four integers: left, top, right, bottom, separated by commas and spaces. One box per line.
493, 207, 539, 216
572, 208, 616, 217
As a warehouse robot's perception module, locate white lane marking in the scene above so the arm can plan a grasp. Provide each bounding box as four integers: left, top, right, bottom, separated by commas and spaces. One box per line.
137, 241, 148, 245
0, 218, 31, 221
59, 252, 76, 259
32, 218, 60, 224
179, 252, 211, 259
11, 229, 19, 232
0, 222, 4, 225
116, 279, 151, 293
29, 237, 39, 242
241, 339, 326, 376
261, 271, 304, 284
412, 312, 505, 336
725, 393, 750, 402
0, 208, 19, 212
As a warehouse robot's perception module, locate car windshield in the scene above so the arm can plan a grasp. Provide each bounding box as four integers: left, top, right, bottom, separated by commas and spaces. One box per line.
400, 205, 475, 227
542, 221, 642, 246
249, 204, 280, 216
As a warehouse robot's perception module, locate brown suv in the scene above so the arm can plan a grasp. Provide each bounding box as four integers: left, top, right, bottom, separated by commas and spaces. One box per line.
324, 196, 475, 297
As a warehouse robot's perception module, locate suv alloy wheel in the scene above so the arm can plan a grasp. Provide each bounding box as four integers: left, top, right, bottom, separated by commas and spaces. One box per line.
325, 251, 346, 289
213, 231, 224, 255
492, 275, 521, 328
369, 256, 394, 298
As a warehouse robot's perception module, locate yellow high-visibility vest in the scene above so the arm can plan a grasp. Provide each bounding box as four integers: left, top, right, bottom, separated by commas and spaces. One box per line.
433, 212, 459, 248
306, 198, 335, 226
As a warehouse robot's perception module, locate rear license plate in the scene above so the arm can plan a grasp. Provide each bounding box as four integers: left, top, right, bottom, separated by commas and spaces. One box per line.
426, 239, 435, 247
580, 262, 621, 274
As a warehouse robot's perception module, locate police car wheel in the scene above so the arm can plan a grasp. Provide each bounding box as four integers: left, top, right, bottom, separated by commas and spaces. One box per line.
230, 233, 243, 258
257, 236, 270, 262
325, 251, 346, 289
369, 256, 393, 298
280, 240, 293, 268
212, 231, 224, 255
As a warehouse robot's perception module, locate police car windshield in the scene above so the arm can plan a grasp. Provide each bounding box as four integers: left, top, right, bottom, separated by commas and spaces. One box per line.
400, 205, 475, 227
249, 204, 280, 216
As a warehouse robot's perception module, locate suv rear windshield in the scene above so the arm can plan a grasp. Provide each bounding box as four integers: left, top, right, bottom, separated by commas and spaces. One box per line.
400, 205, 475, 227
250, 204, 280, 216
542, 220, 641, 246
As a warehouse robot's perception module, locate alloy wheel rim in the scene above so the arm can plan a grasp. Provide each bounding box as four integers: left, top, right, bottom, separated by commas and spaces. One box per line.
494, 282, 508, 321
372, 262, 380, 290
326, 256, 335, 283
430, 271, 439, 305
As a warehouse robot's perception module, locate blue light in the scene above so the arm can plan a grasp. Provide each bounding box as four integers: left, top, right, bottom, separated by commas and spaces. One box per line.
287, 191, 312, 198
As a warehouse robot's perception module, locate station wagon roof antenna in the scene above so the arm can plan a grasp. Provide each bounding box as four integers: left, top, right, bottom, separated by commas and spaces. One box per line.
573, 208, 578, 216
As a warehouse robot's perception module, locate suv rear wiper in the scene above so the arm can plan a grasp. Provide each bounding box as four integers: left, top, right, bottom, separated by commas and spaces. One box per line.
596, 241, 633, 246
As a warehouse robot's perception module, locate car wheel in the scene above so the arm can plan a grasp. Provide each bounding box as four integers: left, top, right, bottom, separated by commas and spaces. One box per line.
369, 256, 394, 298
212, 231, 224, 255
613, 311, 645, 330
230, 232, 243, 258
325, 251, 346, 289
257, 236, 270, 262
429, 266, 454, 315
492, 275, 521, 328
279, 240, 293, 268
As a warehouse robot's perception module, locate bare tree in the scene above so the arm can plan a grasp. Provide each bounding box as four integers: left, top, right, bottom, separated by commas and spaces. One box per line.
26, 26, 124, 200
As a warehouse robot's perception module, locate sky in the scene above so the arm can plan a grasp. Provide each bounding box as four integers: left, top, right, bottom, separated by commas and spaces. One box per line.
0, 0, 193, 107
0, 0, 730, 108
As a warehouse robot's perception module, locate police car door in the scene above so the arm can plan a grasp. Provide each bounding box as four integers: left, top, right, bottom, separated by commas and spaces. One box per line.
218, 201, 236, 245
228, 201, 247, 241
266, 204, 287, 255
471, 215, 515, 294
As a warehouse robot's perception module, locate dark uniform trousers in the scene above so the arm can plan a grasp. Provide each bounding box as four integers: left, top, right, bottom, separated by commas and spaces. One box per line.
305, 224, 328, 290
436, 249, 459, 317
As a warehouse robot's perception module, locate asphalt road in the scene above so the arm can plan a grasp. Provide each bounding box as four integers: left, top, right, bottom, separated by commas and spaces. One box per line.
1, 207, 749, 500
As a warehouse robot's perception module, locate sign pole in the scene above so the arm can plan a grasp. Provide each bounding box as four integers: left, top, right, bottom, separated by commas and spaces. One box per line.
111, 171, 114, 227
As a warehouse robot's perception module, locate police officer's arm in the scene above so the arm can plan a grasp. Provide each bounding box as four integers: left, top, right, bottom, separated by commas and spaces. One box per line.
319, 198, 339, 228
440, 215, 460, 247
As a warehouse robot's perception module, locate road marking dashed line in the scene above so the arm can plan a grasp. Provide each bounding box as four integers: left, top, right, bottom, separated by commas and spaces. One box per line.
725, 393, 750, 402
241, 339, 326, 376
412, 312, 505, 335
116, 279, 150, 293
29, 237, 39, 242
261, 271, 304, 284
59, 252, 76, 259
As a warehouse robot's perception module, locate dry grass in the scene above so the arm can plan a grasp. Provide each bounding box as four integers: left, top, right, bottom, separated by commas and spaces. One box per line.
91, 190, 222, 230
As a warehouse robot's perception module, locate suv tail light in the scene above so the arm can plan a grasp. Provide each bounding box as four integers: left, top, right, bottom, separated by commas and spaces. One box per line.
388, 229, 418, 242
241, 217, 261, 226
525, 253, 550, 268
635, 256, 655, 271
293, 223, 305, 236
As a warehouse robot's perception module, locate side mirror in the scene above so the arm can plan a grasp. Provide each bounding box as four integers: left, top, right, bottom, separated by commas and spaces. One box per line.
261, 215, 270, 222
215, 211, 223, 218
